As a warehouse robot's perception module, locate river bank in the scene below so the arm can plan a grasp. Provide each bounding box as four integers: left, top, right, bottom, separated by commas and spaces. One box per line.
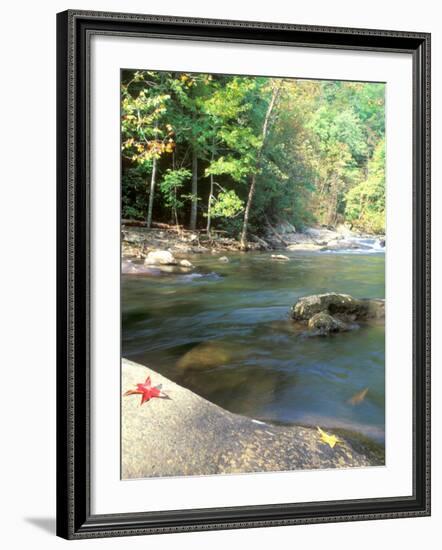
121, 221, 385, 261
122, 358, 384, 479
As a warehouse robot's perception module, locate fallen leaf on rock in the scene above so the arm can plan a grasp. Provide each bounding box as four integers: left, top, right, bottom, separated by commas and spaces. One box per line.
317, 426, 341, 449
124, 376, 170, 405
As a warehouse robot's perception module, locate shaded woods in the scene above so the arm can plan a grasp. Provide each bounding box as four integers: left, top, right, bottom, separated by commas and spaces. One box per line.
121, 71, 385, 247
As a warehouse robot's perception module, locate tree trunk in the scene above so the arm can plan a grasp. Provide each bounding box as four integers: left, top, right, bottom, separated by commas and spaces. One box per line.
190, 149, 198, 230
146, 155, 157, 229
206, 145, 215, 236
240, 174, 257, 249
240, 83, 281, 250
172, 152, 179, 231
206, 173, 214, 236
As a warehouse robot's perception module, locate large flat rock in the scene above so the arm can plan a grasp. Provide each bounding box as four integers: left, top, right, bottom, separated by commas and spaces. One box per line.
122, 359, 381, 479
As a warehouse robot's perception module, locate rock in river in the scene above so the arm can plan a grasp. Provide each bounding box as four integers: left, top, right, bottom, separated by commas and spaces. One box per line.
307, 312, 350, 335
144, 250, 177, 266
179, 259, 194, 269
177, 340, 240, 370
291, 293, 385, 335
122, 259, 139, 274
292, 293, 384, 321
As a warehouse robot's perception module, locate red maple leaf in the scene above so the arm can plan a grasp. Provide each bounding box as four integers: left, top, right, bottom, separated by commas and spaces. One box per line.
124, 376, 167, 405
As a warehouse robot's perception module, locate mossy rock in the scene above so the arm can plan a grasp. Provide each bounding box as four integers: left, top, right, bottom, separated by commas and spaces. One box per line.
307, 312, 350, 335
291, 293, 384, 322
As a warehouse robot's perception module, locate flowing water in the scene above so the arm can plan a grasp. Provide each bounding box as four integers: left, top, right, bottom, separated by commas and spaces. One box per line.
122, 242, 385, 443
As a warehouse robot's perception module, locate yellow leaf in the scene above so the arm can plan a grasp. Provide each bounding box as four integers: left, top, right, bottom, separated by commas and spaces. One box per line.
317, 426, 341, 449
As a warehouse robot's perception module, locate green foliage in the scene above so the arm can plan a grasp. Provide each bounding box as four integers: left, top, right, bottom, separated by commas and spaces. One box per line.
121, 70, 385, 236
159, 168, 191, 210
299, 81, 385, 226
121, 166, 149, 220
204, 77, 263, 188
206, 157, 253, 183
345, 138, 385, 233
121, 71, 175, 165
207, 190, 244, 219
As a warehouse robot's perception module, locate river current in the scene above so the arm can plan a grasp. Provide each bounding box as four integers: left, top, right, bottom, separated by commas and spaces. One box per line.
122, 239, 385, 443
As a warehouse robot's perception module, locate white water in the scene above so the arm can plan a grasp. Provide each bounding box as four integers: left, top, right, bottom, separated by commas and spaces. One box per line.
322, 236, 385, 254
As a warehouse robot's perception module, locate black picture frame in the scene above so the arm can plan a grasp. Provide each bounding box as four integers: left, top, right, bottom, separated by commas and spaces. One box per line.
56, 9, 431, 540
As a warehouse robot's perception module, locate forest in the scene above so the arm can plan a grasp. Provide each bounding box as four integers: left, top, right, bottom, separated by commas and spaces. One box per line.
121, 70, 385, 248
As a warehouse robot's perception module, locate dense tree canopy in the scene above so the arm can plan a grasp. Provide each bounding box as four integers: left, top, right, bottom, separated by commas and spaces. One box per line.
121, 70, 385, 242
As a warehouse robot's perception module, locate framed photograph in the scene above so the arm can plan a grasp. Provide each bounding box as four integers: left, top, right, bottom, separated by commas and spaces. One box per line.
56, 10, 431, 539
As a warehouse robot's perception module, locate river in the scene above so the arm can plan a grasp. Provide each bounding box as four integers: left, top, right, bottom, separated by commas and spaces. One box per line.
122, 243, 385, 443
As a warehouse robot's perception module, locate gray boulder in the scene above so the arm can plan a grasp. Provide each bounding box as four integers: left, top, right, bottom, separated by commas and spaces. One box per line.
291, 293, 384, 322
122, 358, 381, 479
291, 293, 384, 336
144, 250, 177, 266
364, 298, 385, 320
122, 260, 139, 274
179, 259, 194, 269
307, 312, 350, 335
